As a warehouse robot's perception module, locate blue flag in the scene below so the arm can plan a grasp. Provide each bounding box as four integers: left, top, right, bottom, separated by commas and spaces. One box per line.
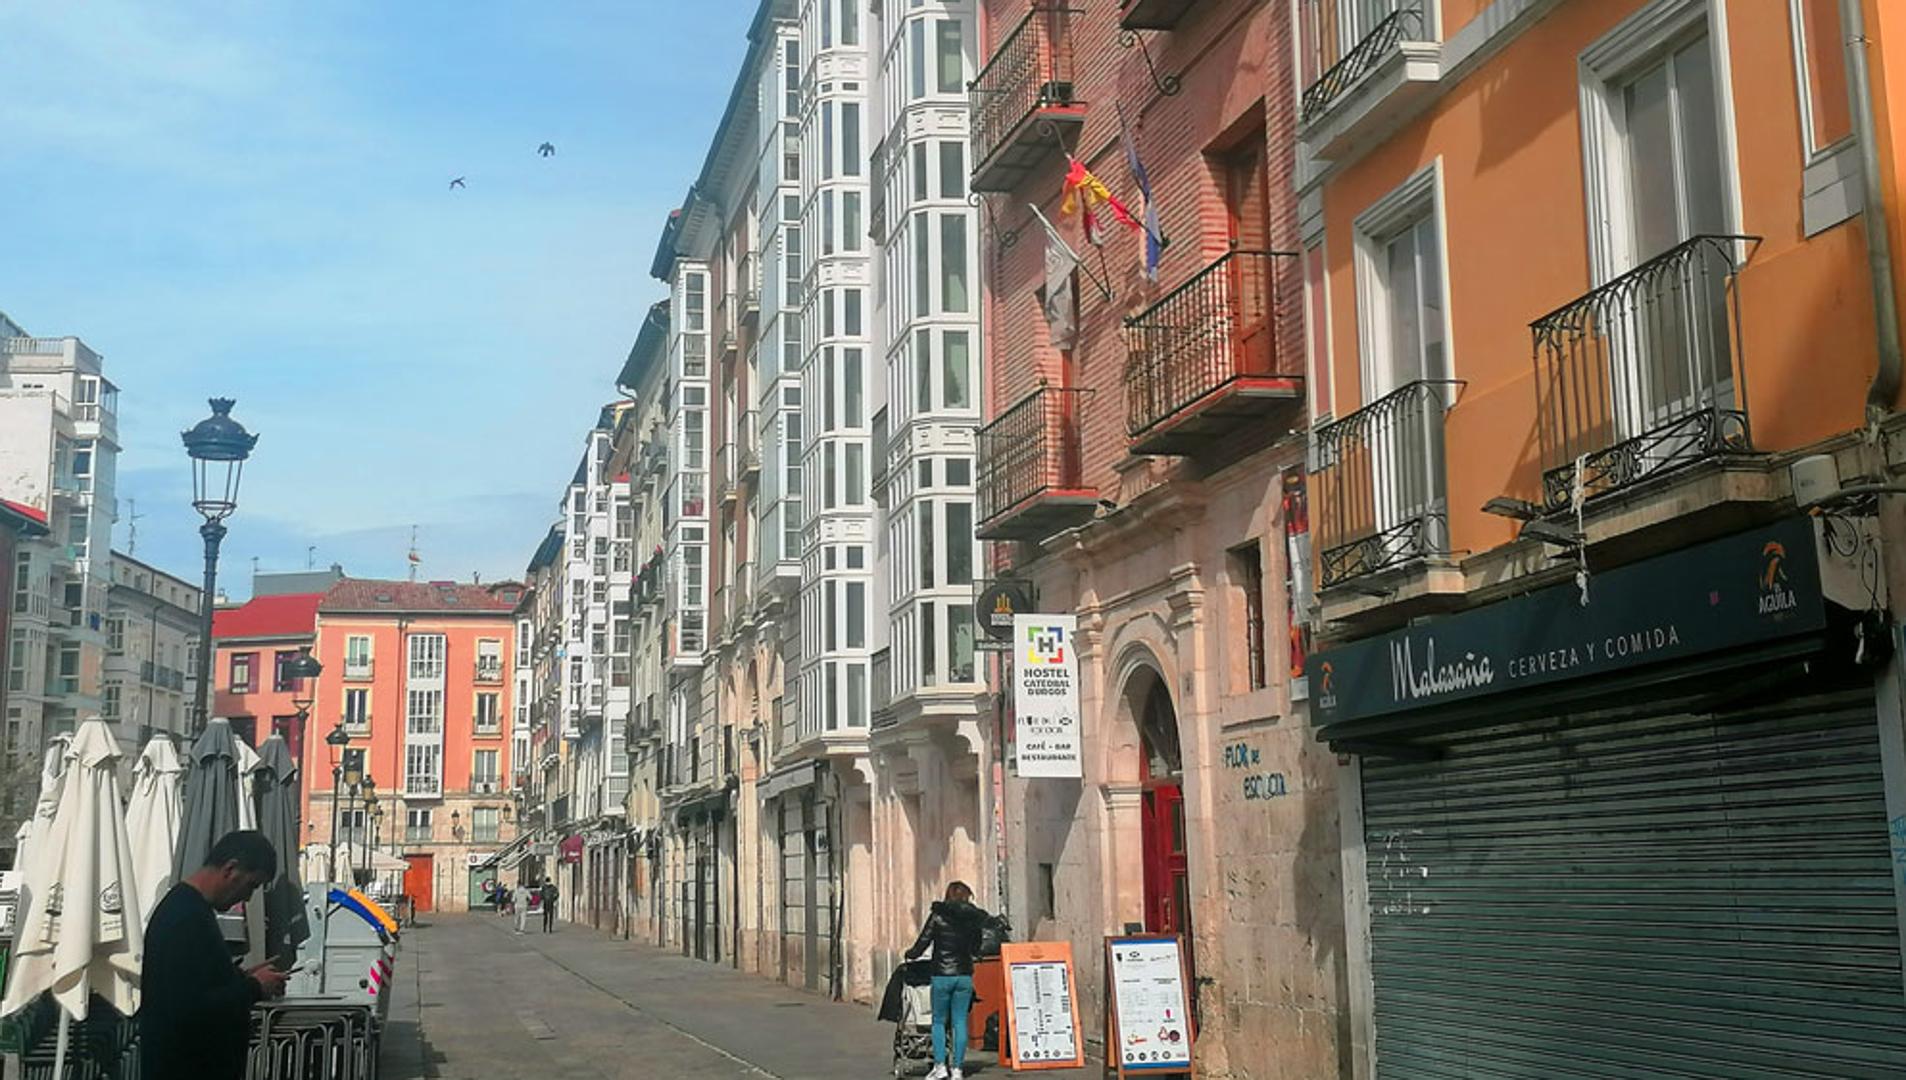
1119, 109, 1166, 282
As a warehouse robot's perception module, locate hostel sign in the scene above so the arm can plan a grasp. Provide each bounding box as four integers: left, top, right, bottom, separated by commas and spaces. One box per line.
1307, 517, 1827, 728
1014, 614, 1083, 778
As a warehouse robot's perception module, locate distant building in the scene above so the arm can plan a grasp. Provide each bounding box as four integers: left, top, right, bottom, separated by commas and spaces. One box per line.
253, 565, 346, 598
103, 550, 202, 751
309, 578, 522, 913
211, 591, 324, 758
0, 498, 49, 868
0, 314, 120, 751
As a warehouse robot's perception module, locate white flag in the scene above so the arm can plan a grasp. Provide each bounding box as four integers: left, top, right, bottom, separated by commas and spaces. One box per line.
1029, 204, 1080, 351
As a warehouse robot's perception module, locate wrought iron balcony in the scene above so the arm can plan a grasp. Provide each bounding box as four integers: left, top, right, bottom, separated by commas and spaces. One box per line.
1311, 379, 1461, 589
1120, 0, 1202, 31
1530, 235, 1757, 513
1123, 249, 1301, 455
971, 5, 1084, 193
1299, 0, 1427, 125
977, 386, 1097, 542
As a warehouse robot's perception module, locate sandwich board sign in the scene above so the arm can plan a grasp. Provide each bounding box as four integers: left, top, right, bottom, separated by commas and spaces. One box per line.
1000, 941, 1085, 1070
1104, 934, 1194, 1076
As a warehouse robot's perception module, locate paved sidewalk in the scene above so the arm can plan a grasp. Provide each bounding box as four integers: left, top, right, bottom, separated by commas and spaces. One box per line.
380, 912, 1090, 1079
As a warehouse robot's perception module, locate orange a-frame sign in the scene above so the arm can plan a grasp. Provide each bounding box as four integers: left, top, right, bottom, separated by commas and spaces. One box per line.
999, 940, 1087, 1070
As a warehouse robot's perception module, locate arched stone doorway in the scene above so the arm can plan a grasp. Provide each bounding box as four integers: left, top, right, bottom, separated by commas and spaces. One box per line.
1124, 665, 1188, 939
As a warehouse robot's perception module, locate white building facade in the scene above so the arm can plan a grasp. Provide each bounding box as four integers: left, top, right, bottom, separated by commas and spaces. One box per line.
0, 314, 120, 754
103, 551, 201, 752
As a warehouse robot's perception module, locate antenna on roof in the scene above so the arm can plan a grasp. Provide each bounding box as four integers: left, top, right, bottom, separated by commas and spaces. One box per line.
407, 525, 421, 583
124, 499, 145, 556
307, 545, 317, 570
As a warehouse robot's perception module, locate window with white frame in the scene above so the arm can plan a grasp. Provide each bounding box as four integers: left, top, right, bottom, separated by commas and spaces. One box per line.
405, 744, 442, 796
475, 692, 501, 733
407, 634, 446, 681
1354, 163, 1449, 399
405, 806, 433, 842
476, 638, 503, 682
473, 748, 500, 786
344, 687, 370, 729
407, 689, 443, 735
473, 806, 501, 842
345, 634, 373, 678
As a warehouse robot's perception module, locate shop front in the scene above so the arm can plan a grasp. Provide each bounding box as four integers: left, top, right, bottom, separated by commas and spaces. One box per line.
1309, 516, 1906, 1076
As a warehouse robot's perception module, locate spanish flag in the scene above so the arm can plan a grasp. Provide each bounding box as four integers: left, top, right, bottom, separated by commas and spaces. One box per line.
1061, 156, 1140, 247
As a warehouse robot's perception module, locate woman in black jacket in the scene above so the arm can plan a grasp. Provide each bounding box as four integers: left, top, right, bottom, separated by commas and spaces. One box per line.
905, 881, 991, 1080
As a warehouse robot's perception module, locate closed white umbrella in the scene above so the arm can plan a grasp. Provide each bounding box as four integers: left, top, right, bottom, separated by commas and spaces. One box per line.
125, 737, 185, 927
15, 737, 71, 881
233, 735, 261, 832
0, 720, 143, 1075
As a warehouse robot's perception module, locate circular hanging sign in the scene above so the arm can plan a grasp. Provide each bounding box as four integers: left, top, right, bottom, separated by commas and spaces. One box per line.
976, 579, 1035, 642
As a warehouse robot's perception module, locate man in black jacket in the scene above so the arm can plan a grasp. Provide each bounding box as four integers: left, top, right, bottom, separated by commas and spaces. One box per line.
140, 831, 289, 1080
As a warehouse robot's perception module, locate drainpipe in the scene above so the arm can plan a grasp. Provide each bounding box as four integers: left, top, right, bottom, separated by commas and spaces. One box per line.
1846, 0, 1904, 421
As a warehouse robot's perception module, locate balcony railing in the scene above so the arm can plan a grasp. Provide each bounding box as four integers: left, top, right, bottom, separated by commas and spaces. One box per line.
1312, 380, 1461, 589
475, 660, 504, 683
971, 5, 1084, 192
977, 386, 1097, 542
344, 659, 372, 679
1299, 0, 1426, 125
405, 774, 443, 798
1531, 235, 1756, 512
1123, 250, 1301, 454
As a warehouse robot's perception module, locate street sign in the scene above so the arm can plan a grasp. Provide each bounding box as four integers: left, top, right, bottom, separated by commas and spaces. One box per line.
977, 578, 1036, 642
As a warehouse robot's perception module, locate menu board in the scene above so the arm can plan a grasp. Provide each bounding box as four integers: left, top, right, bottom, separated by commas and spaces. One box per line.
1105, 935, 1194, 1074
999, 941, 1085, 1070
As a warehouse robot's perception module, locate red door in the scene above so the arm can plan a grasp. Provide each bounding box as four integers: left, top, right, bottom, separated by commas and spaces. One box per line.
1141, 783, 1188, 934
405, 854, 435, 913
1224, 139, 1275, 377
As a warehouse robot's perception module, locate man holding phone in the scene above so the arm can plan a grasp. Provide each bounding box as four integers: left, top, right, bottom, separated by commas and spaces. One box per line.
139, 830, 290, 1080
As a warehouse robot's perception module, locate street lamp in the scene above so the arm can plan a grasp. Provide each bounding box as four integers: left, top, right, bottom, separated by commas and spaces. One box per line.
181, 398, 258, 733
451, 809, 464, 841
325, 721, 352, 882
365, 798, 383, 883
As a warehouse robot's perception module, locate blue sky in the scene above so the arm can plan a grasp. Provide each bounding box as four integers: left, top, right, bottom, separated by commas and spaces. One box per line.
0, 1, 751, 597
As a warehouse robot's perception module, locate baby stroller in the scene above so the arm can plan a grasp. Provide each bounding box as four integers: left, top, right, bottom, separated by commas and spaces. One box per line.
886, 959, 936, 1077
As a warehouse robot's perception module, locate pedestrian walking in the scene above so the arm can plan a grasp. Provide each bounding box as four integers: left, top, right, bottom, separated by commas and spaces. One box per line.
904, 881, 991, 1080
513, 880, 532, 935
541, 878, 560, 933
139, 830, 291, 1080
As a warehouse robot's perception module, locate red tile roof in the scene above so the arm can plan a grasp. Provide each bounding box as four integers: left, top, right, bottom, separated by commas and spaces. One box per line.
319, 578, 518, 613
0, 498, 49, 536
211, 593, 322, 641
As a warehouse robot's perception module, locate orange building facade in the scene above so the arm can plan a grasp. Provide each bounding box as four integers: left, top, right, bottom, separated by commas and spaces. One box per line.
306, 580, 522, 914
1298, 1, 1906, 1074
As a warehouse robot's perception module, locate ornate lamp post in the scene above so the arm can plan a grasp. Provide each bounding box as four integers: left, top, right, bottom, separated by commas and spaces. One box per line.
181, 399, 257, 733
325, 721, 353, 882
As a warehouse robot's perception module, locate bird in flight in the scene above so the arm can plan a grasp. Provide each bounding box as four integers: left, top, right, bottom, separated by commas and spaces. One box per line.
538, 142, 556, 158
449, 177, 466, 190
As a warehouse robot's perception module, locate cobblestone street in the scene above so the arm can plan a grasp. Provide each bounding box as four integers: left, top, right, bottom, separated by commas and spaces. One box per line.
379, 914, 1088, 1080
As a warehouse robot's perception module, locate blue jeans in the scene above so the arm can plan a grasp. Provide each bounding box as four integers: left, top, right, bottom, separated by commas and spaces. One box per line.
929, 974, 974, 1067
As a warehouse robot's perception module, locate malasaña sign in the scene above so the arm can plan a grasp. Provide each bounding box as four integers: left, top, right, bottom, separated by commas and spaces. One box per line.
1305, 517, 1827, 727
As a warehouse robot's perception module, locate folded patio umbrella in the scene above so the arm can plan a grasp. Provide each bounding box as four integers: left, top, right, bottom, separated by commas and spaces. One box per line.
174, 719, 241, 883
0, 721, 143, 1076
253, 735, 309, 968
125, 736, 185, 928
12, 737, 69, 883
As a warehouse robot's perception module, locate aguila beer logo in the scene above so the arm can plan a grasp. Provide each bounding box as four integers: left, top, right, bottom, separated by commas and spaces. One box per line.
1759, 540, 1797, 615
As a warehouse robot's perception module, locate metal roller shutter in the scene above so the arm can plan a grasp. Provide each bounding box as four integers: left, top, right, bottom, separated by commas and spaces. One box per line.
1362, 689, 1906, 1079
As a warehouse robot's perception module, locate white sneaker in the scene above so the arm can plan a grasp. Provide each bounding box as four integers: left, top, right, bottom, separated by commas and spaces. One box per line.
927, 1067, 947, 1080
949, 1070, 963, 1080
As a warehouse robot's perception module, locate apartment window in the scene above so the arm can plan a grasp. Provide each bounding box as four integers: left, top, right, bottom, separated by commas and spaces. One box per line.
685, 272, 707, 332
843, 191, 863, 252
56, 644, 79, 694
344, 688, 370, 730
783, 41, 801, 116
406, 807, 434, 844
102, 684, 121, 721
939, 142, 965, 201
944, 330, 971, 409
405, 744, 442, 796
842, 102, 861, 178
106, 617, 124, 654
345, 635, 373, 678
910, 19, 927, 100
945, 501, 973, 585
408, 634, 447, 681
274, 650, 301, 693
230, 652, 255, 694
940, 215, 969, 312
935, 20, 964, 93
1355, 165, 1448, 396
913, 211, 931, 315
1792, 0, 1853, 155
1231, 541, 1269, 691
473, 748, 500, 785
847, 581, 866, 648
473, 807, 501, 843
841, 0, 859, 47
922, 600, 937, 685
407, 689, 444, 735
475, 692, 501, 733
